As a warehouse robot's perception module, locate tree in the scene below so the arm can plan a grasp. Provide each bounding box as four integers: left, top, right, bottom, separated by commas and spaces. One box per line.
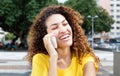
5, 32, 16, 40
0, 0, 58, 48
64, 0, 114, 34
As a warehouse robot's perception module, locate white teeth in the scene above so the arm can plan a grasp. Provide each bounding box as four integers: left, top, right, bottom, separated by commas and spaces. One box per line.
60, 35, 69, 40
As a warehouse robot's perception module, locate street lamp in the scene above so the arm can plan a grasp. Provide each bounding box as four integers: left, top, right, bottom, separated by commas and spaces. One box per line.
88, 15, 98, 49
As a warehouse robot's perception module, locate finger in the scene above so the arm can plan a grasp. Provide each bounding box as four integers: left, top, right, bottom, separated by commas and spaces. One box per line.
43, 34, 53, 49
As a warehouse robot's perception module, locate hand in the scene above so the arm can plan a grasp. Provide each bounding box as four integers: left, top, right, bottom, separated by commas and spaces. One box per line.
43, 33, 58, 59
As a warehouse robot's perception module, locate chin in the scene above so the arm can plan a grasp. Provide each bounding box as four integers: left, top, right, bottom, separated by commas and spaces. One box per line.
59, 40, 73, 48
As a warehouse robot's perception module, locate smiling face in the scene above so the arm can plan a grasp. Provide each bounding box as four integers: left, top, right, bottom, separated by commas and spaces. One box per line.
45, 14, 73, 48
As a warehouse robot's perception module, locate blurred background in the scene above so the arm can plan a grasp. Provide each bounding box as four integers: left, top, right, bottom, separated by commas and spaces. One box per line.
0, 0, 120, 76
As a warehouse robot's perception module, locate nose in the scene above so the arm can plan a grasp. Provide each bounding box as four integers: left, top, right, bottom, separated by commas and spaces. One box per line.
59, 25, 66, 34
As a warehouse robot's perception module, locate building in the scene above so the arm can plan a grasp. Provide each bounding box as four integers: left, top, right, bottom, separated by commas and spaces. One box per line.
96, 0, 120, 38
96, 0, 110, 13
0, 27, 7, 43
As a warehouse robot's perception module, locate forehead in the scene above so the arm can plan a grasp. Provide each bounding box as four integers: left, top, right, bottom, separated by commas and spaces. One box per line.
45, 14, 66, 27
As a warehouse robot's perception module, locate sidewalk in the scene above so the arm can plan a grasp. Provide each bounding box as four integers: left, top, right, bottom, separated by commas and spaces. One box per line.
0, 49, 113, 76
0, 50, 31, 76
94, 50, 113, 76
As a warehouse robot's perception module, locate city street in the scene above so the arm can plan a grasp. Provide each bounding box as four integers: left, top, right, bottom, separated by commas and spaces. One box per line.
1, 0, 120, 76
0, 49, 113, 76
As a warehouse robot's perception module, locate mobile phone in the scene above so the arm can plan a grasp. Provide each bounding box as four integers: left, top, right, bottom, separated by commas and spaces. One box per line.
51, 36, 57, 49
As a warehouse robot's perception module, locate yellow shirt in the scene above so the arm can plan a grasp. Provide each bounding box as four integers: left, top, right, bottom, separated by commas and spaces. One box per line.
31, 53, 98, 76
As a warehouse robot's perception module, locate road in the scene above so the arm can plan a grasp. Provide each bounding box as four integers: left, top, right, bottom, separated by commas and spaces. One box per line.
0, 49, 113, 76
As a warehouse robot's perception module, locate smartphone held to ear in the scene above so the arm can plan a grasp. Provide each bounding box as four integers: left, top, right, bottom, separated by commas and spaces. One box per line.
51, 37, 57, 48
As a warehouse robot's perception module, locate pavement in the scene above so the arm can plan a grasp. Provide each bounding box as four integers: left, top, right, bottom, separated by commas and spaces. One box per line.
94, 50, 113, 76
0, 50, 31, 76
0, 49, 113, 76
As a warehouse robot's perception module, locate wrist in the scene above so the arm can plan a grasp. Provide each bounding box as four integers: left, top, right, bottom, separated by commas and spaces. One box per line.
49, 50, 58, 59
49, 56, 58, 62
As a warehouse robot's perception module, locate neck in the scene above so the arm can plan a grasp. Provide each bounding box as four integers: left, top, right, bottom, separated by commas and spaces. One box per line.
56, 47, 72, 69
57, 47, 71, 60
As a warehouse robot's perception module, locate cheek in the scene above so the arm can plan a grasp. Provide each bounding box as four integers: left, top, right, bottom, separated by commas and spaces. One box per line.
68, 26, 72, 33
53, 31, 59, 37
46, 28, 51, 33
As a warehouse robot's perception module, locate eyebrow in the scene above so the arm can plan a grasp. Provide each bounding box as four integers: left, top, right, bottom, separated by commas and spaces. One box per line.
50, 19, 66, 26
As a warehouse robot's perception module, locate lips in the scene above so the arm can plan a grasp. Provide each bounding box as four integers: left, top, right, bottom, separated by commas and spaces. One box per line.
59, 34, 70, 40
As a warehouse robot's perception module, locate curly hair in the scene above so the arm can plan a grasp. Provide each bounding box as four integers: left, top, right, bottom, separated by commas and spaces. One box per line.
26, 5, 100, 65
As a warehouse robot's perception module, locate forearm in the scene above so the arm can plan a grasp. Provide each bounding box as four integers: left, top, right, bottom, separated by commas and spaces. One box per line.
48, 57, 58, 76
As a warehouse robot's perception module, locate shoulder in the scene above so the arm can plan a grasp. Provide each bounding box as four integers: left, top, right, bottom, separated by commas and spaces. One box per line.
31, 53, 49, 76
81, 53, 98, 70
32, 53, 49, 63
82, 54, 95, 63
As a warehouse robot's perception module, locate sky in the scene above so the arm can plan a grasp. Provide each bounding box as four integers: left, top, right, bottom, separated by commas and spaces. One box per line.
57, 0, 67, 3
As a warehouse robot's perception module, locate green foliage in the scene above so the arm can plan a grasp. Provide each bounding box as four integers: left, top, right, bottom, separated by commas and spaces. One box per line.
0, 0, 58, 39
5, 32, 16, 40
64, 0, 114, 34
0, 0, 114, 38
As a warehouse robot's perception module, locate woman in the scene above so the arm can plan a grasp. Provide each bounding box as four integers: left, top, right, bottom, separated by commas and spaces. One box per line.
27, 5, 100, 76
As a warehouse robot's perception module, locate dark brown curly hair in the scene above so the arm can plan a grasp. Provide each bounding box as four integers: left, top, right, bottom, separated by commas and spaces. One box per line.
26, 5, 100, 65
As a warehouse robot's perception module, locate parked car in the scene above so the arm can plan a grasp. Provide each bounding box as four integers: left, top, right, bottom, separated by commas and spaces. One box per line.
97, 43, 116, 50
93, 43, 99, 49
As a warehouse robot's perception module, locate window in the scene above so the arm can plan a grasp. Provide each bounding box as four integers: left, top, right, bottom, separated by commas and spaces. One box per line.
110, 4, 114, 7
116, 15, 120, 18
110, 32, 114, 35
116, 27, 120, 29
116, 21, 120, 24
117, 32, 120, 35
111, 15, 114, 18
0, 32, 4, 34
111, 10, 114, 12
116, 4, 120, 7
111, 27, 114, 29
117, 10, 120, 12
109, 38, 120, 43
